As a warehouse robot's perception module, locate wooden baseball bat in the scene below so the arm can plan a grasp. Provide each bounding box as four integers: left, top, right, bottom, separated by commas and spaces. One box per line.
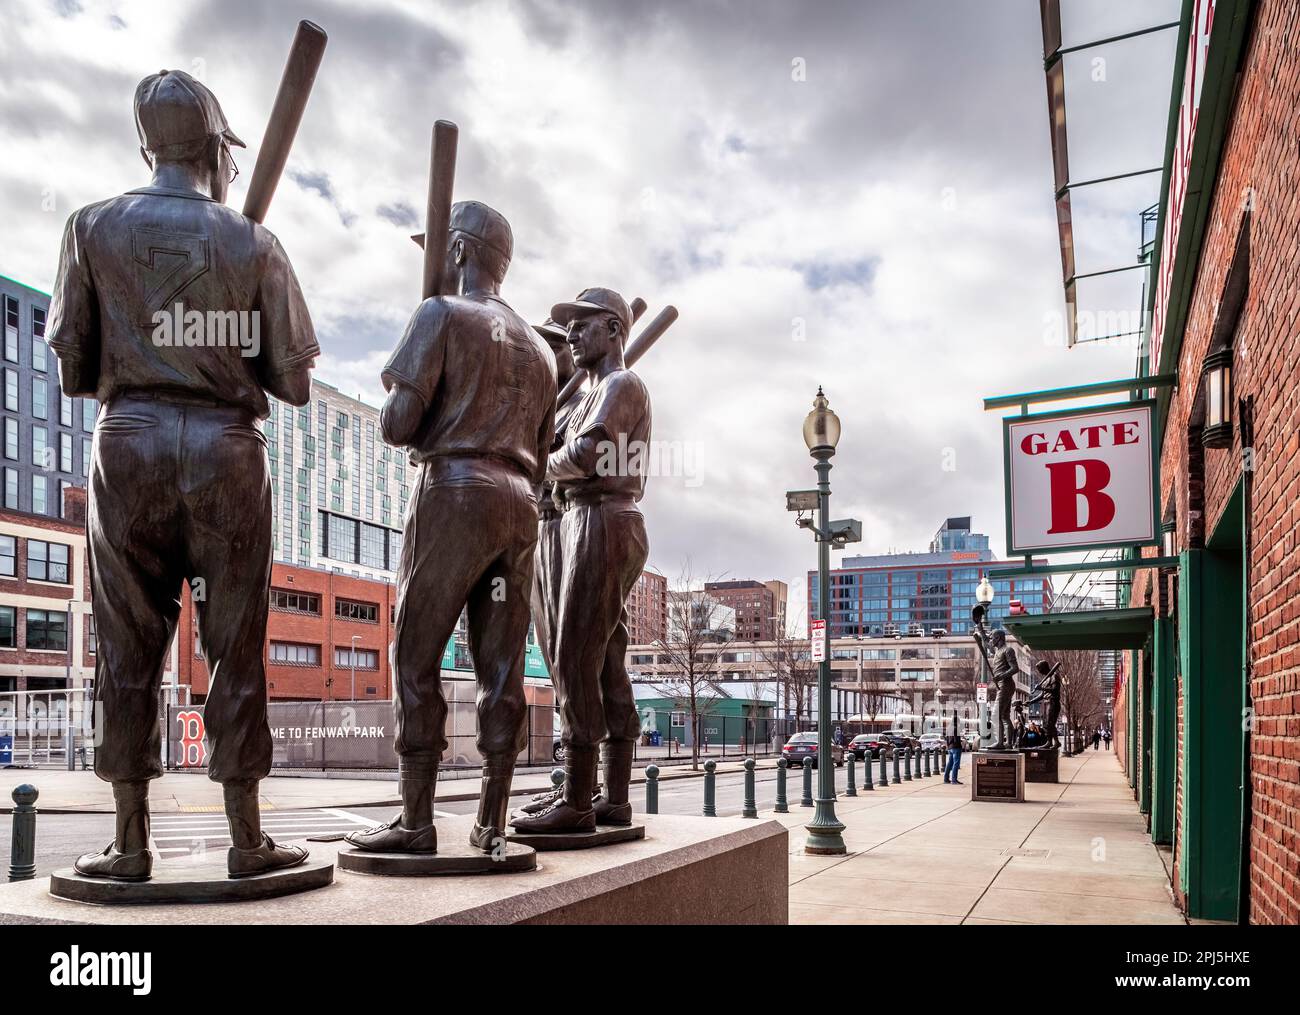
421, 120, 459, 300
555, 304, 678, 407
630, 297, 647, 324
241, 20, 328, 224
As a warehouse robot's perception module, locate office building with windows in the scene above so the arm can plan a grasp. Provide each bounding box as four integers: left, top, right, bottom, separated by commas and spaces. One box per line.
265, 379, 420, 583
703, 579, 788, 642
1, 275, 97, 521
809, 517, 1051, 638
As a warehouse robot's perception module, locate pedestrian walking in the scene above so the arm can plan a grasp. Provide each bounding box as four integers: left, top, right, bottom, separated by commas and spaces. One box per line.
1092, 729, 1101, 751
944, 729, 963, 784
1103, 730, 1112, 751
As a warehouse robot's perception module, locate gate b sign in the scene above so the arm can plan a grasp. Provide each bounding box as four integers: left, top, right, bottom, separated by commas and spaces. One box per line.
1003, 401, 1157, 555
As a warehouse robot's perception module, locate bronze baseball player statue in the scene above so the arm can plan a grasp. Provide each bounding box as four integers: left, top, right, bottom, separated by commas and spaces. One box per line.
1023, 660, 1063, 750
973, 604, 1020, 751
512, 288, 650, 834
346, 201, 556, 855
47, 69, 319, 881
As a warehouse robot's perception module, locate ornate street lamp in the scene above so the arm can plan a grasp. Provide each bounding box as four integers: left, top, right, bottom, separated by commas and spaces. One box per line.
796, 387, 853, 855
973, 576, 995, 746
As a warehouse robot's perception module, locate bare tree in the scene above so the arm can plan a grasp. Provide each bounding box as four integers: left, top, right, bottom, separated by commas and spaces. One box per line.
1038, 648, 1106, 753
648, 567, 735, 770
753, 622, 816, 731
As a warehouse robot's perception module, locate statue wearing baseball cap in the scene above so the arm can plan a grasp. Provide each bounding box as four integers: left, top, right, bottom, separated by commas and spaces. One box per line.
345, 200, 557, 855
511, 287, 651, 835
46, 69, 319, 882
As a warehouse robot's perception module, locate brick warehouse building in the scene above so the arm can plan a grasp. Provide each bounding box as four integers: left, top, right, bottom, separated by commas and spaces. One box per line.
1027, 0, 1298, 924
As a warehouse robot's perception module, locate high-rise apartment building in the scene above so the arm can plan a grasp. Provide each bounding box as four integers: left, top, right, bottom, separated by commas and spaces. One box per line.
1, 275, 97, 521
626, 569, 668, 646
704, 579, 788, 641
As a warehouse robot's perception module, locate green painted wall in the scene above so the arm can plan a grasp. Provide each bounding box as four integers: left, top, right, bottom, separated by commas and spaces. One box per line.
1151, 616, 1176, 844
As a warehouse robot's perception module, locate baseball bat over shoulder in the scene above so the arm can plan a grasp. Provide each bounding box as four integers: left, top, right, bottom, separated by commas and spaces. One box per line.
421, 120, 460, 300
555, 304, 678, 407
242, 20, 328, 225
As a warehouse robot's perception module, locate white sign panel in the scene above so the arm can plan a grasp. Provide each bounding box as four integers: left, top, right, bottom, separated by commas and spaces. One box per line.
976, 683, 988, 704
811, 619, 826, 663
1004, 401, 1157, 555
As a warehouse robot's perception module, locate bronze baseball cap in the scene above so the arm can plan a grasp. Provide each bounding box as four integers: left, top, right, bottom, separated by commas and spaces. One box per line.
135, 69, 244, 152
533, 318, 568, 346
551, 287, 632, 334
449, 200, 513, 263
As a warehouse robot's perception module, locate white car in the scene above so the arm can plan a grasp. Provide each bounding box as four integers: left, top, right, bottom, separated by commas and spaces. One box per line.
918, 733, 946, 751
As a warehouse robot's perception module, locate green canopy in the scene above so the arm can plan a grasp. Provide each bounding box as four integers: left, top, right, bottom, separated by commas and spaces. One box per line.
1005, 606, 1153, 651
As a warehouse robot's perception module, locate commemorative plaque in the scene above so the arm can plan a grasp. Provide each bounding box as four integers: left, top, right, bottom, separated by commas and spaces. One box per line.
972, 751, 1025, 802
1021, 748, 1059, 783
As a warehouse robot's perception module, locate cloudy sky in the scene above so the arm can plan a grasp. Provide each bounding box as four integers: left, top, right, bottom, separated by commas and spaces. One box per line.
0, 0, 1180, 625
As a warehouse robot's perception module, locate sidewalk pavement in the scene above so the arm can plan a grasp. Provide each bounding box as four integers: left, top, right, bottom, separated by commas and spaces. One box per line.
778, 750, 1185, 925
0, 756, 775, 814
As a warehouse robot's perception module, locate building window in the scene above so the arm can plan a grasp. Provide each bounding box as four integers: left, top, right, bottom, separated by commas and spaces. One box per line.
3, 297, 17, 362
2, 468, 15, 510
28, 540, 70, 582
88, 614, 96, 655
31, 475, 47, 515
0, 535, 14, 576
3, 369, 16, 411
31, 425, 47, 467
269, 641, 320, 666
82, 400, 97, 432
0, 605, 14, 647
4, 417, 18, 460
269, 588, 321, 615
26, 609, 68, 651
359, 523, 386, 569
899, 669, 933, 682
335, 598, 378, 623
326, 513, 357, 564
81, 438, 91, 477
59, 431, 72, 473
671, 711, 686, 728
334, 646, 378, 669
60, 393, 73, 428
31, 377, 47, 420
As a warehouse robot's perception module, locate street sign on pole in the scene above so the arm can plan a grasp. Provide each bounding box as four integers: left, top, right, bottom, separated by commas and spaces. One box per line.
976, 682, 989, 704
811, 619, 826, 663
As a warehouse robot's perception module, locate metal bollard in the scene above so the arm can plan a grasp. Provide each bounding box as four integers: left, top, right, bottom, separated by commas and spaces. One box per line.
742, 758, 758, 818
892, 746, 901, 785
903, 746, 913, 781
862, 749, 874, 790
800, 759, 814, 807
645, 764, 659, 814
845, 752, 857, 797
703, 759, 717, 816
8, 785, 38, 882
880, 748, 889, 787
923, 747, 932, 777
550, 766, 564, 791
775, 757, 789, 813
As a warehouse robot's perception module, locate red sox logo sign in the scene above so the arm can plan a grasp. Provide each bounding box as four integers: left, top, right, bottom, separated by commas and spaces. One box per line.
176, 709, 207, 767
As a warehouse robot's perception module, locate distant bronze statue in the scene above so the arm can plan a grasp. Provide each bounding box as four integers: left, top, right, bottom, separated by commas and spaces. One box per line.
511, 288, 651, 834
346, 200, 557, 856
47, 69, 321, 881
1023, 661, 1063, 750
972, 604, 1019, 751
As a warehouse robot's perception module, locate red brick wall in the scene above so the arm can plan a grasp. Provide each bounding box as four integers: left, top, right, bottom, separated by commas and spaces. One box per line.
1154, 0, 1300, 924
178, 563, 397, 702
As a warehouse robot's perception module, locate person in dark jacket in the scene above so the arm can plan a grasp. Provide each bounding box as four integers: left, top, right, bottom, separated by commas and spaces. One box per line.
944, 729, 964, 784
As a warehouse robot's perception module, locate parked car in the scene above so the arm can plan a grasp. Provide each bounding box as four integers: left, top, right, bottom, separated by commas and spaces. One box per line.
878, 729, 920, 751
918, 732, 946, 751
782, 732, 844, 768
848, 733, 889, 760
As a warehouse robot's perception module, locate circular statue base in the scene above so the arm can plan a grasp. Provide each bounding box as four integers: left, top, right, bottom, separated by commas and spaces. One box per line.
337, 841, 537, 876
49, 855, 334, 905
507, 823, 646, 852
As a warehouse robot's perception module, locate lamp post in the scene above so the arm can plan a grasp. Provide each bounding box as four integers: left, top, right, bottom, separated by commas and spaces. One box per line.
800, 387, 846, 856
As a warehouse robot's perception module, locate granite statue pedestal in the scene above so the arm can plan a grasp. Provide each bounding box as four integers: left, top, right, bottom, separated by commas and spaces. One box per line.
971, 751, 1025, 802
1020, 746, 1059, 783
507, 823, 645, 851
0, 813, 787, 924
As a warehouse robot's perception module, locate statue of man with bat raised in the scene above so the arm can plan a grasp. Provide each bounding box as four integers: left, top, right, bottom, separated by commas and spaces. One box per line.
511, 288, 654, 835
47, 22, 327, 884
345, 188, 557, 856
972, 603, 1021, 751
